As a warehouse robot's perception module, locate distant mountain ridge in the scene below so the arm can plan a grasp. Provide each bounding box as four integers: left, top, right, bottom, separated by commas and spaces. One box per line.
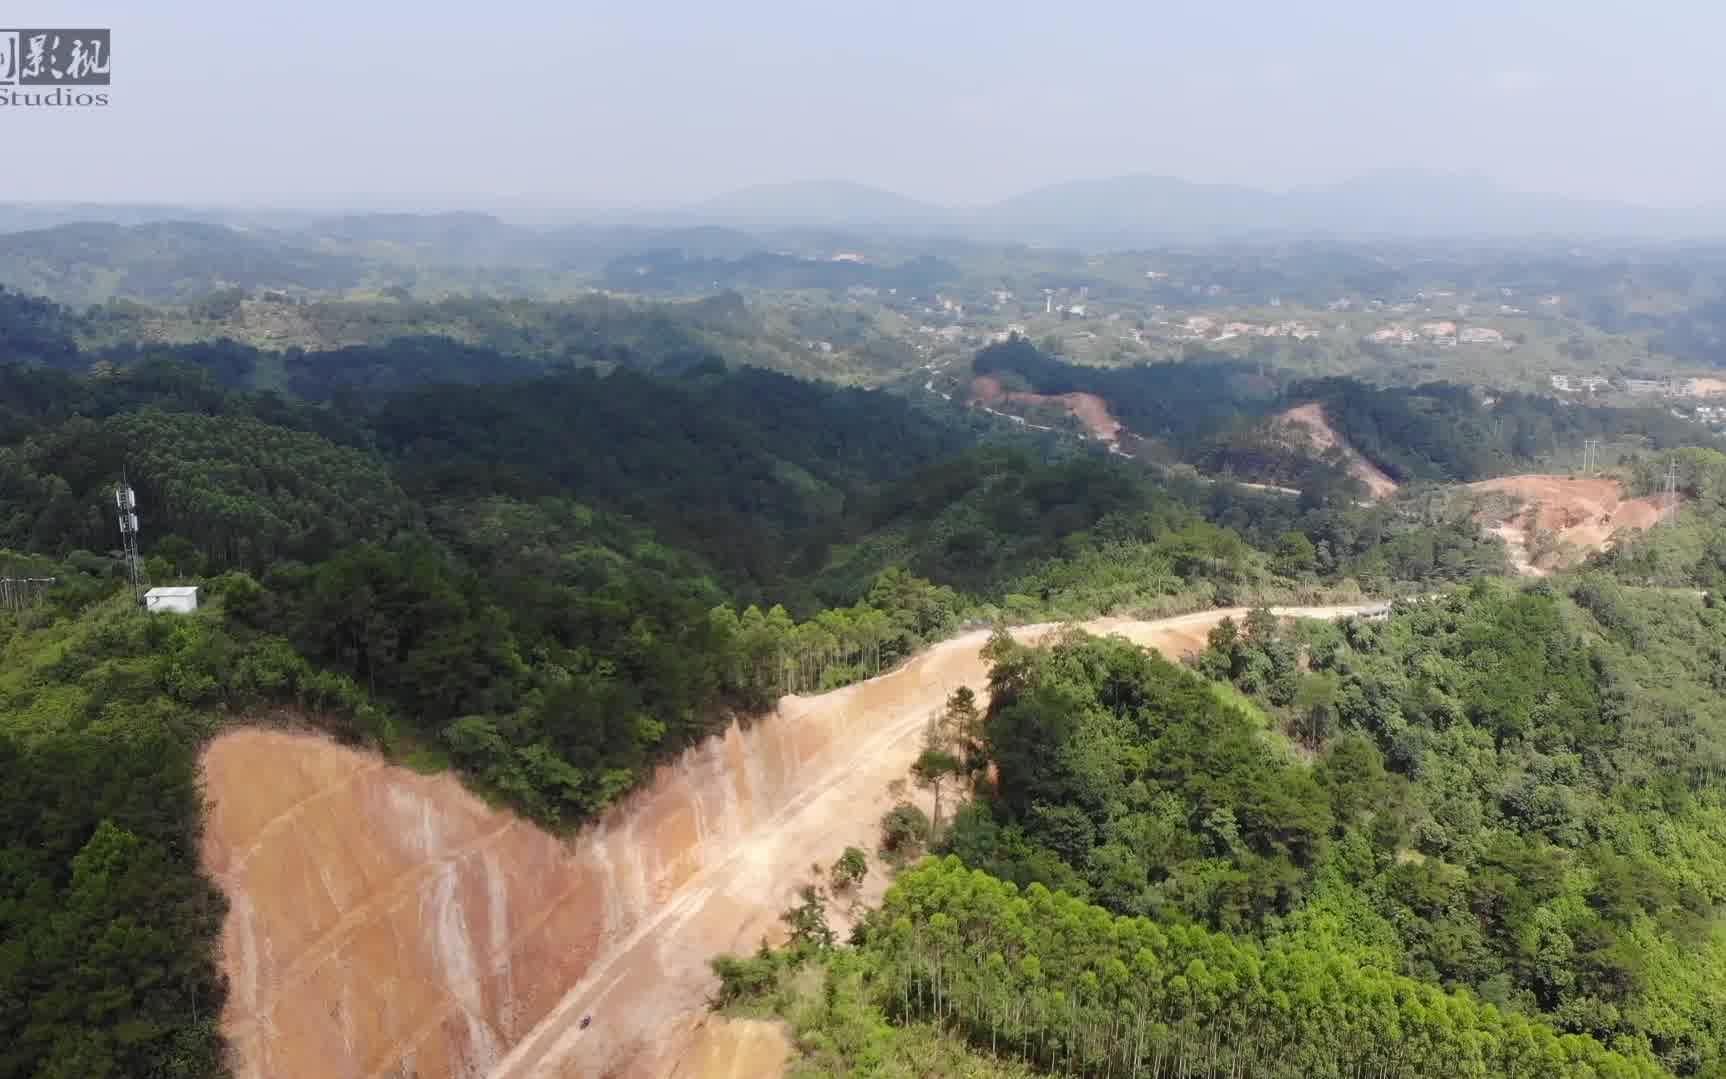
0, 216, 779, 304
691, 171, 1726, 245
4, 171, 1725, 304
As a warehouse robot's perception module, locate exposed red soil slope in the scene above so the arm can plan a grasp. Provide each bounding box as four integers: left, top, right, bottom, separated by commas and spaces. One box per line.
972, 375, 1124, 443
1275, 402, 1399, 499
1467, 474, 1672, 576
203, 604, 1385, 1079
671, 1018, 791, 1078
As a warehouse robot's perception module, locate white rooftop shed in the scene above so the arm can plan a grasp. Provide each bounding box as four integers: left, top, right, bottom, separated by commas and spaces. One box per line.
144, 586, 199, 614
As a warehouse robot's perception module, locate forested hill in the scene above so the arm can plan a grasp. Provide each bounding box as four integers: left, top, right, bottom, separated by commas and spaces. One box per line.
0, 221, 369, 304
1, 282, 921, 383
0, 340, 991, 1077
0, 217, 954, 308
1291, 376, 1709, 483
0, 320, 1533, 877
0, 355, 972, 595
973, 334, 1276, 449
721, 581, 1726, 1077
1, 299, 1720, 1076
975, 336, 1710, 484
366, 365, 975, 585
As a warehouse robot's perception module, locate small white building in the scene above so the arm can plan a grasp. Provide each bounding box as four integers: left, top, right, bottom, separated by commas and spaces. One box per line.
145, 586, 199, 614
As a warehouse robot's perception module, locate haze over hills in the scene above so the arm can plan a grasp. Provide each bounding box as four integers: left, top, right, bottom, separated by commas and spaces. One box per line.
687, 170, 1726, 244
6, 170, 1725, 253
686, 179, 954, 229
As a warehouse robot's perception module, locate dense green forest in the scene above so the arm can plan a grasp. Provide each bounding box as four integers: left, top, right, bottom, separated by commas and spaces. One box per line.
974, 337, 1714, 489
721, 581, 1726, 1076
1601, 447, 1726, 590
3, 278, 1724, 1079
0, 223, 369, 304
1293, 378, 1708, 484
0, 217, 907, 306
973, 337, 1277, 450
2, 282, 907, 384
722, 859, 1664, 1077
0, 584, 370, 1079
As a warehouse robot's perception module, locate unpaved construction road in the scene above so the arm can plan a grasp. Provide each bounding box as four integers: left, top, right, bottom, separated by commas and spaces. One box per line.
202, 604, 1386, 1079
484, 603, 1385, 1079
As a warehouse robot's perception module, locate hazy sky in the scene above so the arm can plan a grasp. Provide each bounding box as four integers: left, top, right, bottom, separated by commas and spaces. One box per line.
9, 0, 1724, 209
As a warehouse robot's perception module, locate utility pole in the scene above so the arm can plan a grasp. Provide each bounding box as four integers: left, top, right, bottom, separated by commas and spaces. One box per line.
1663, 458, 1680, 526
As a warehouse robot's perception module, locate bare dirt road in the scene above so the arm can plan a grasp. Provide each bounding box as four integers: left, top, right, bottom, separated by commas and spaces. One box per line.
484, 603, 1384, 1079
202, 603, 1386, 1079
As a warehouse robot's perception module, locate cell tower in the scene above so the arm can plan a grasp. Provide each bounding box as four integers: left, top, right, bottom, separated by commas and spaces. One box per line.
115, 480, 144, 606
1582, 439, 1601, 475
1663, 458, 1680, 526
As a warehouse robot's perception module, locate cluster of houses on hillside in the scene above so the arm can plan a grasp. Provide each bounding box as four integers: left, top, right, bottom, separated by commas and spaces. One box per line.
1367, 322, 1507, 347
1173, 316, 1318, 342
1548, 374, 1612, 393
1550, 375, 1726, 399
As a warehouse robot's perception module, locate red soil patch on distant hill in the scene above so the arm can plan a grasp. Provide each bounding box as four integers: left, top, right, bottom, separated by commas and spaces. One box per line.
1467, 474, 1673, 576
972, 375, 1124, 443
1274, 403, 1399, 499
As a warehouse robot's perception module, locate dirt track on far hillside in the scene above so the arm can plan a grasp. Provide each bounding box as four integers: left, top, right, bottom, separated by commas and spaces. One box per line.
202, 604, 1385, 1079
1275, 403, 1399, 499
1468, 474, 1672, 576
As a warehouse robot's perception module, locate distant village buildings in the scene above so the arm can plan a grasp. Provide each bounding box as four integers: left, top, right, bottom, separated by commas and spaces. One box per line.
1367, 322, 1511, 349
1546, 375, 1715, 399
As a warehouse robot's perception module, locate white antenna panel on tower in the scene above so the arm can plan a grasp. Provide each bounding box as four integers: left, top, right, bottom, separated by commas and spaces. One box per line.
127, 513, 139, 533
